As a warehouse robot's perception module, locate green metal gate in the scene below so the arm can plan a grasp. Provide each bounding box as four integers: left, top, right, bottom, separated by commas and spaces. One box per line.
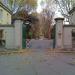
52, 25, 56, 48
22, 23, 26, 49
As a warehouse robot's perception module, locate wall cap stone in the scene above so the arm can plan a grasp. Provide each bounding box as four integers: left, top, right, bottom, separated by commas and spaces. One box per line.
63, 25, 75, 27
55, 17, 64, 21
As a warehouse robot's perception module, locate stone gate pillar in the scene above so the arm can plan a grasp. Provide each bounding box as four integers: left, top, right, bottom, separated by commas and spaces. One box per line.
14, 19, 23, 49
55, 18, 64, 49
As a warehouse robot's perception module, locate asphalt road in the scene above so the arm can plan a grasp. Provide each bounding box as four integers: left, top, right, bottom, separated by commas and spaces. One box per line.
0, 49, 75, 75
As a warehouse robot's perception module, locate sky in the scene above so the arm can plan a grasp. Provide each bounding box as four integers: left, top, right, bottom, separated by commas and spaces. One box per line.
0, 0, 63, 18
36, 0, 43, 13
36, 0, 63, 18
36, 0, 48, 13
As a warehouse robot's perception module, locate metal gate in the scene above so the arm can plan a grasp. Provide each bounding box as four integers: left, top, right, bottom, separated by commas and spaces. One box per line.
22, 23, 26, 49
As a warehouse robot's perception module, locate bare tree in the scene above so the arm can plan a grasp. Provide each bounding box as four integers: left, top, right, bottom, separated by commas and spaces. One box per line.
0, 0, 37, 13
55, 0, 75, 18
41, 8, 54, 39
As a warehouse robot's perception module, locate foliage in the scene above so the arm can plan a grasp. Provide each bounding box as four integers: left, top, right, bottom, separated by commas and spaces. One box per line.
0, 0, 37, 13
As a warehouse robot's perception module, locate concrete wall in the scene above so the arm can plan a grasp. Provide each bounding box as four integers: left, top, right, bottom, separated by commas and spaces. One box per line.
14, 20, 23, 49
55, 18, 64, 49
63, 27, 72, 48
63, 27, 75, 48
0, 27, 15, 49
0, 20, 23, 49
5, 27, 15, 49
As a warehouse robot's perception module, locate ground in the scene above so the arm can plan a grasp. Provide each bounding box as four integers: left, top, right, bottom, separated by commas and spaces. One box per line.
0, 49, 75, 75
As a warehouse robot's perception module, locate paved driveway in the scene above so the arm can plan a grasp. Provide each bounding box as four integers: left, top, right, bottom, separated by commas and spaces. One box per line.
26, 39, 53, 49
0, 50, 75, 75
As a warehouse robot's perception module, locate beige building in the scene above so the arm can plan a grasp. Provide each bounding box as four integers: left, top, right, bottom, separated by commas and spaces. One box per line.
0, 2, 15, 49
0, 2, 11, 24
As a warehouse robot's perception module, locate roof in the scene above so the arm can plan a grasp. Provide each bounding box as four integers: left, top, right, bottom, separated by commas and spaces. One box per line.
0, 2, 12, 14
69, 7, 75, 14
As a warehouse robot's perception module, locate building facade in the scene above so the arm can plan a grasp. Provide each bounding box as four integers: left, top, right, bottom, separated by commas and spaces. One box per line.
0, 2, 11, 25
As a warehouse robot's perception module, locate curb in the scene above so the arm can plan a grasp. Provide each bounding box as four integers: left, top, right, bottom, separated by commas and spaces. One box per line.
0, 49, 32, 55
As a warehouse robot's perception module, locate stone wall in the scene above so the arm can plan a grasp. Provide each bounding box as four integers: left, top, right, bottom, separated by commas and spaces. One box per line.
63, 26, 75, 48
0, 26, 15, 49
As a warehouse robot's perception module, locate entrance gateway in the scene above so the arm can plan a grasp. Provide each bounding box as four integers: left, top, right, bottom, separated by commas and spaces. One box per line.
2, 17, 74, 49
14, 17, 75, 49
22, 22, 53, 49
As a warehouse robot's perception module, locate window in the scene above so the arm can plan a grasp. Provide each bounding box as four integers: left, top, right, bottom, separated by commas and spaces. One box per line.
7, 13, 9, 24
0, 9, 3, 19
72, 29, 75, 41
0, 30, 3, 39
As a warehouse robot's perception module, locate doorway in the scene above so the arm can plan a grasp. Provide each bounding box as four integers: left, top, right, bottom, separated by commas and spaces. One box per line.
0, 30, 5, 48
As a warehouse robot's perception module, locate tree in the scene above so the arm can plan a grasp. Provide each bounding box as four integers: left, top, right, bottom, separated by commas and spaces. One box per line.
0, 0, 37, 13
55, 0, 75, 18
41, 9, 54, 39
41, 0, 55, 38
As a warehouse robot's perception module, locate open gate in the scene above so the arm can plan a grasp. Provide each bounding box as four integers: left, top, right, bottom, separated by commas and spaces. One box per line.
26, 39, 53, 49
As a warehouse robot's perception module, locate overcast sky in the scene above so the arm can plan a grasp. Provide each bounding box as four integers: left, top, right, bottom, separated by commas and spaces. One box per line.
36, 0, 63, 18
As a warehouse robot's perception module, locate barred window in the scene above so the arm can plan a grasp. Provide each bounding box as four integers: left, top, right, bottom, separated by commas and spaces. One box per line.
0, 9, 3, 19
0, 30, 3, 39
